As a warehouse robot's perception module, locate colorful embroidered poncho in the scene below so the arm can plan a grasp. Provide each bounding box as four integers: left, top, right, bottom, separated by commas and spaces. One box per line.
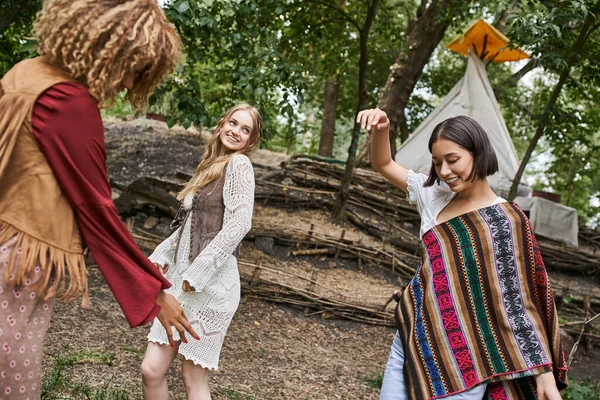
395, 202, 567, 399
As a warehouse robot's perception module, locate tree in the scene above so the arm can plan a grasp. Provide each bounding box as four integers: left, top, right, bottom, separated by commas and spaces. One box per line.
328, 0, 380, 223
157, 0, 307, 139
377, 0, 461, 156
317, 78, 340, 157
354, 0, 484, 164
507, 0, 600, 200
0, 0, 41, 76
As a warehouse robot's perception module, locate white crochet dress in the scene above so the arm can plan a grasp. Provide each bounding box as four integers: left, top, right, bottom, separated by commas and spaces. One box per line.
147, 155, 254, 369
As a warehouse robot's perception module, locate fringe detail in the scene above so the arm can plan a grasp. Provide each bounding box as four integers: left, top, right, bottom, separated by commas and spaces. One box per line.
0, 222, 89, 307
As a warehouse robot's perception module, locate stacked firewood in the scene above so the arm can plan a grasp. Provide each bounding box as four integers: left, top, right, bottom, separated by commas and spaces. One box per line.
255, 156, 600, 276
112, 156, 600, 336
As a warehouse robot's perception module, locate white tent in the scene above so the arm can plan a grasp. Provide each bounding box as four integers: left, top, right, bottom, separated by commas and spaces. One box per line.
395, 51, 527, 197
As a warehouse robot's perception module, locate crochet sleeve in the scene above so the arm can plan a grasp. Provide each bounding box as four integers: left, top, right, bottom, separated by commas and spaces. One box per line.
149, 226, 181, 267
180, 155, 254, 292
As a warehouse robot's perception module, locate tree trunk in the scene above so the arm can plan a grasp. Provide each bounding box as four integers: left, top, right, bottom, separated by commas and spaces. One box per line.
376, 0, 454, 157
507, 10, 597, 200
502, 58, 540, 88
332, 0, 379, 223
318, 78, 340, 158
354, 1, 454, 166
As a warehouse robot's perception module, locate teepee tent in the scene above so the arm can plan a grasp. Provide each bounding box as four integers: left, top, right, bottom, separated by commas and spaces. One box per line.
395, 20, 528, 196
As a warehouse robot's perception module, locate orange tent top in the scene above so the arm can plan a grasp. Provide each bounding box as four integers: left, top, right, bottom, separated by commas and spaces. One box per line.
447, 19, 529, 62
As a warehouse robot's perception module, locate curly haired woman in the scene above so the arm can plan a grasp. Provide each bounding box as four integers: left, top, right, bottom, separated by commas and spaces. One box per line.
0, 0, 198, 397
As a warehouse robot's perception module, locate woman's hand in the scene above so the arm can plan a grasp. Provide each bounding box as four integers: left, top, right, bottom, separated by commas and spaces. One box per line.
535, 372, 562, 400
153, 262, 169, 274
182, 280, 196, 292
155, 291, 199, 347
356, 108, 389, 132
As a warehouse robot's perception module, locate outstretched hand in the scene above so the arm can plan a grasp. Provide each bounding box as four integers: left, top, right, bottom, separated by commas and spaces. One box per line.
356, 108, 389, 132
155, 290, 199, 347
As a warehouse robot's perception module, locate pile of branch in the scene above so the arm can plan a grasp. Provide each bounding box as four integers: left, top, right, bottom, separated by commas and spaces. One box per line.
260, 156, 600, 276
579, 226, 600, 250
127, 225, 599, 333
239, 260, 395, 327
112, 156, 600, 277
249, 223, 419, 279
254, 179, 420, 253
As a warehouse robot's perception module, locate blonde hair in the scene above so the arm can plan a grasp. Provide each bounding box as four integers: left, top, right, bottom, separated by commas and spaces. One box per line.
178, 104, 263, 200
34, 0, 181, 108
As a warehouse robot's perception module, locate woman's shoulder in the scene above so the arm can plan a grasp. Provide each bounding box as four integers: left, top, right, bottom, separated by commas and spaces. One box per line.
406, 169, 452, 206
229, 154, 253, 168
38, 82, 98, 115
226, 154, 255, 177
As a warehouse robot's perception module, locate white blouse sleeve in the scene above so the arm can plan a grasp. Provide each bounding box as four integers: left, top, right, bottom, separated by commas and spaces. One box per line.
181, 155, 254, 292
406, 169, 430, 215
148, 226, 182, 267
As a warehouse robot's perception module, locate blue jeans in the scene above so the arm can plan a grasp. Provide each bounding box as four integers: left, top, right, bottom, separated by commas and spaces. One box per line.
380, 332, 487, 400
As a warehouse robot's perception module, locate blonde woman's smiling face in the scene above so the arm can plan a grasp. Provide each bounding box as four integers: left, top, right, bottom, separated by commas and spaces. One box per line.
220, 110, 254, 152
431, 138, 475, 192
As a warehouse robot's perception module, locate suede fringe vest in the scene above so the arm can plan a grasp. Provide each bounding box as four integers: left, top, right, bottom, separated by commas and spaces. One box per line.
0, 57, 88, 305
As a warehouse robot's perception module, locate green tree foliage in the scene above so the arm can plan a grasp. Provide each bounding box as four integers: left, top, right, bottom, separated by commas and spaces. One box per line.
155, 0, 307, 141
0, 0, 41, 76
2, 0, 598, 224
504, 0, 600, 201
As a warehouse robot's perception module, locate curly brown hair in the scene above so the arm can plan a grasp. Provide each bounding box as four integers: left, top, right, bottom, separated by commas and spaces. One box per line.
34, 0, 181, 108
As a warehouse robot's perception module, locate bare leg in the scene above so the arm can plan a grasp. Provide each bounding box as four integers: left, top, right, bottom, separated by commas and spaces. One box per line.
181, 359, 211, 400
141, 342, 179, 400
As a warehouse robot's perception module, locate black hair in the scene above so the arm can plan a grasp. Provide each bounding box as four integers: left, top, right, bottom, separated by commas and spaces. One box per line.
423, 115, 499, 187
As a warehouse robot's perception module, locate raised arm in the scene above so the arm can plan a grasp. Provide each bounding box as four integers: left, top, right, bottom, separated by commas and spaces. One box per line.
358, 108, 410, 193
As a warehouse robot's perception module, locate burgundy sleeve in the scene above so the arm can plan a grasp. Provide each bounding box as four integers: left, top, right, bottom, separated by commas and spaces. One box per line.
31, 82, 171, 327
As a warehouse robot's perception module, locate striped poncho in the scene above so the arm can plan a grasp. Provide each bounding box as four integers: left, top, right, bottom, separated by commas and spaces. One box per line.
395, 202, 567, 399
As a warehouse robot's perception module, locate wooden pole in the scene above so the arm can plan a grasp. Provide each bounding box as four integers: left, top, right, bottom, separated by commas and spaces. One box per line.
250, 263, 262, 286
304, 270, 319, 315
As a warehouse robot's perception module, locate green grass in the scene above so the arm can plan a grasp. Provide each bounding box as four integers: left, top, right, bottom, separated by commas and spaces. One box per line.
122, 346, 146, 356
218, 388, 258, 400
361, 373, 384, 389
41, 349, 130, 400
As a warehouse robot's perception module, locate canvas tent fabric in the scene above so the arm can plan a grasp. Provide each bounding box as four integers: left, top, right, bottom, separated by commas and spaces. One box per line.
395, 51, 526, 198
514, 196, 579, 247
447, 19, 530, 63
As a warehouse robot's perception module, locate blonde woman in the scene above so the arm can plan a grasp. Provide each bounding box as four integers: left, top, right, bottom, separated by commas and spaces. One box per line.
141, 104, 262, 400
0, 1, 199, 397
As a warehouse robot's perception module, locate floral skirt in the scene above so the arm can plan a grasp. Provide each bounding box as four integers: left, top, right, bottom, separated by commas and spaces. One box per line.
0, 236, 54, 399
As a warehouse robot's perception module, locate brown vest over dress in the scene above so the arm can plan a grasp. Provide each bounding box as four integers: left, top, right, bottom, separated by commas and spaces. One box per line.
176, 171, 240, 262
0, 57, 88, 304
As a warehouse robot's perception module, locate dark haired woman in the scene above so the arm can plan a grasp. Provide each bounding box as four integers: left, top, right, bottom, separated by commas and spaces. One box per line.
360, 108, 567, 400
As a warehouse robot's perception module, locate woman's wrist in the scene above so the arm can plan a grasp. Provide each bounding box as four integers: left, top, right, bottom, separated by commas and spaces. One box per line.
535, 371, 555, 384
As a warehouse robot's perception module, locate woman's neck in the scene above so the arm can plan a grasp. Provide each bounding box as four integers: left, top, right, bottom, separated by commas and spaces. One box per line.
454, 179, 497, 203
